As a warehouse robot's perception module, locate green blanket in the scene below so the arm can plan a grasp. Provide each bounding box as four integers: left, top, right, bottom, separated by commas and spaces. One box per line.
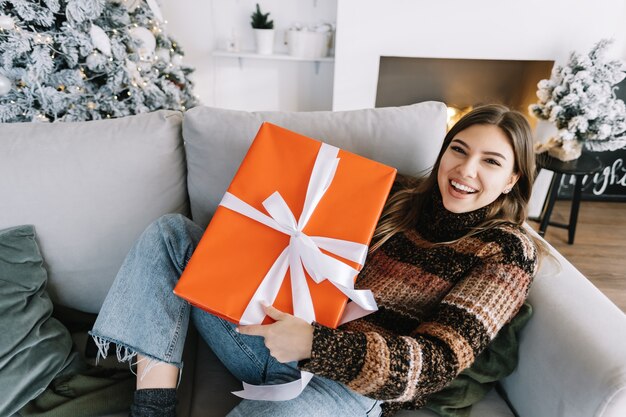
425, 302, 533, 417
19, 367, 134, 417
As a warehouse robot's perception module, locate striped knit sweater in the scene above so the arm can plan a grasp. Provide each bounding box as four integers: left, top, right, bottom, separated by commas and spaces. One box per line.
298, 190, 538, 415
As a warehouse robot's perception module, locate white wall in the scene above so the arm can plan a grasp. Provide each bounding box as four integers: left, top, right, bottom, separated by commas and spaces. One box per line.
333, 0, 626, 111
161, 0, 337, 111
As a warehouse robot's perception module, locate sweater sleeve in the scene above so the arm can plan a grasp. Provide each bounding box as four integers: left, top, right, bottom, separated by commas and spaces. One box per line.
298, 227, 538, 404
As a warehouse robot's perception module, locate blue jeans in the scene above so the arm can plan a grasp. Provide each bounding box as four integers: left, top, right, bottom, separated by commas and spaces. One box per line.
91, 214, 382, 417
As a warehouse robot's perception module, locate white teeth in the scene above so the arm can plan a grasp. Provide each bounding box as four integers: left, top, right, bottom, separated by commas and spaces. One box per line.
451, 180, 477, 193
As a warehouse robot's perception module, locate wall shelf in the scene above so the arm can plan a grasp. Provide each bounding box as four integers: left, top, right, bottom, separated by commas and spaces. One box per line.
212, 50, 334, 74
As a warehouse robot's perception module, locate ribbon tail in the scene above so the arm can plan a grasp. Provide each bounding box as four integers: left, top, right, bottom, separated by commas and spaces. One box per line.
239, 248, 290, 325
299, 241, 360, 288
339, 301, 378, 326
289, 240, 316, 324
332, 283, 378, 325
310, 236, 368, 266
232, 371, 314, 401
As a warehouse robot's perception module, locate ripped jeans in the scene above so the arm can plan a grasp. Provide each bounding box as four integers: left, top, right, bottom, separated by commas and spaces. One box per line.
90, 214, 382, 417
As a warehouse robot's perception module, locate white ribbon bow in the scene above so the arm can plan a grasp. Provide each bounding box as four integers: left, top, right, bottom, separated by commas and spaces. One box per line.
219, 142, 378, 400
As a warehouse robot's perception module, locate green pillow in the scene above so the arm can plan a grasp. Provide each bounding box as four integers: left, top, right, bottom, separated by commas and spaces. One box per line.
0, 225, 73, 416
424, 302, 533, 417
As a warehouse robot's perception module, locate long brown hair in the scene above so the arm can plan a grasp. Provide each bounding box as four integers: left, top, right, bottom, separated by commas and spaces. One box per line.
371, 104, 546, 259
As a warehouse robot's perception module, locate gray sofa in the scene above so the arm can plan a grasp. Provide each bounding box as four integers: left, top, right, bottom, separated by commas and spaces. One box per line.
2, 103, 625, 417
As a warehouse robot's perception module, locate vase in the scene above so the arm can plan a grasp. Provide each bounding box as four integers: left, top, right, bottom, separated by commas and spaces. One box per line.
254, 29, 274, 55
547, 139, 583, 162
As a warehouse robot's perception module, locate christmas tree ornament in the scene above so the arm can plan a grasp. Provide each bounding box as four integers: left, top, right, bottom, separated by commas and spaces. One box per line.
90, 24, 112, 56
33, 113, 50, 122
0, 14, 14, 30
86, 51, 107, 71
125, 59, 143, 85
129, 26, 156, 59
171, 54, 183, 66
0, 75, 11, 96
155, 47, 171, 63
113, 0, 141, 12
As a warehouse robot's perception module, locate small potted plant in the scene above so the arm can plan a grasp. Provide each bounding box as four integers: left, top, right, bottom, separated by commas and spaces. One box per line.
250, 3, 274, 55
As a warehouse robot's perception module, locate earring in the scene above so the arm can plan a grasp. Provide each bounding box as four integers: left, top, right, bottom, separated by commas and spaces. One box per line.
503, 188, 512, 194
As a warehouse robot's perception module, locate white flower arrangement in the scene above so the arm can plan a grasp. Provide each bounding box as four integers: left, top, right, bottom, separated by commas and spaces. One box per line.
530, 39, 626, 152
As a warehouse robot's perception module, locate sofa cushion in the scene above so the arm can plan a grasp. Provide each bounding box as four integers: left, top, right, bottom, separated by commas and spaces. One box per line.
0, 111, 189, 313
182, 102, 447, 227
0, 225, 73, 416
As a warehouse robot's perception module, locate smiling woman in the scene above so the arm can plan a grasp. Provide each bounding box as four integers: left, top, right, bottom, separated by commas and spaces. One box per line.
87, 104, 549, 417
438, 125, 520, 214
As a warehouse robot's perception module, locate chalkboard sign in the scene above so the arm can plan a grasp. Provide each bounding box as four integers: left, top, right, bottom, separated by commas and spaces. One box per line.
557, 148, 626, 201
557, 78, 626, 202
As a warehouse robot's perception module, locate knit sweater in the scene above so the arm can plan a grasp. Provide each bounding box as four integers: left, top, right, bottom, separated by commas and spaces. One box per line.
298, 190, 538, 415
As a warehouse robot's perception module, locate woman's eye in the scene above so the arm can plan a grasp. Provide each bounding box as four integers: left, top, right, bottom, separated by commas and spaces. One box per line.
486, 158, 501, 166
451, 145, 465, 154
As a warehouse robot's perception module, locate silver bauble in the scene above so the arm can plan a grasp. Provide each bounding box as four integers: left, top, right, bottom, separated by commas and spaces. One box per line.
0, 74, 11, 96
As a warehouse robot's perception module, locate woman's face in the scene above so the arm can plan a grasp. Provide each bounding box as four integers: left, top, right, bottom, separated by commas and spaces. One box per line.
437, 124, 520, 213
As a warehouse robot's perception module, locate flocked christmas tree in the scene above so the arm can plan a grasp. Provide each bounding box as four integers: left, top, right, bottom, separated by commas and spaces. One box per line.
0, 0, 197, 122
530, 39, 626, 152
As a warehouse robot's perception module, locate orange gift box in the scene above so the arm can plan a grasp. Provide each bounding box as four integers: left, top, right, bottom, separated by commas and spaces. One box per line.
174, 122, 396, 328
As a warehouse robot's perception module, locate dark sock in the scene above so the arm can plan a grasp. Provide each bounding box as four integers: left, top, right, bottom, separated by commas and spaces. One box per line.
129, 388, 177, 417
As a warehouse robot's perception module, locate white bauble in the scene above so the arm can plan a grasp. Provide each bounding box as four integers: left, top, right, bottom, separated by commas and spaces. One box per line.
86, 51, 107, 71
125, 59, 143, 85
0, 74, 11, 96
171, 54, 183, 66
138, 60, 153, 73
129, 26, 156, 59
90, 24, 112, 56
155, 48, 170, 63
33, 114, 50, 123
111, 0, 141, 12
0, 14, 14, 30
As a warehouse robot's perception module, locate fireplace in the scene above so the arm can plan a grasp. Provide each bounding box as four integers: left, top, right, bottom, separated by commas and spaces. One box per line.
375, 57, 554, 128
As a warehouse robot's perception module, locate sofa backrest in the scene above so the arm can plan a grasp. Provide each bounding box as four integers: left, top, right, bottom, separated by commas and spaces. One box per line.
182, 102, 448, 228
0, 110, 188, 313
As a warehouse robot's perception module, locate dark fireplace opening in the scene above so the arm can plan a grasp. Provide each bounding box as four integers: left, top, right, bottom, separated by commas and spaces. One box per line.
375, 56, 554, 128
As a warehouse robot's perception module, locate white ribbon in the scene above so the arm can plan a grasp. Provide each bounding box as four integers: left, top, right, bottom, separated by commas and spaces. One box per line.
220, 142, 378, 401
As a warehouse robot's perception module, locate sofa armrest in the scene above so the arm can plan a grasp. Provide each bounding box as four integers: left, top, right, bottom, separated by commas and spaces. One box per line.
501, 235, 626, 417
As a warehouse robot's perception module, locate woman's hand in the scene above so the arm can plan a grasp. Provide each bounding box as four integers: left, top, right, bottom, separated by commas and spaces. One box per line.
237, 305, 314, 363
